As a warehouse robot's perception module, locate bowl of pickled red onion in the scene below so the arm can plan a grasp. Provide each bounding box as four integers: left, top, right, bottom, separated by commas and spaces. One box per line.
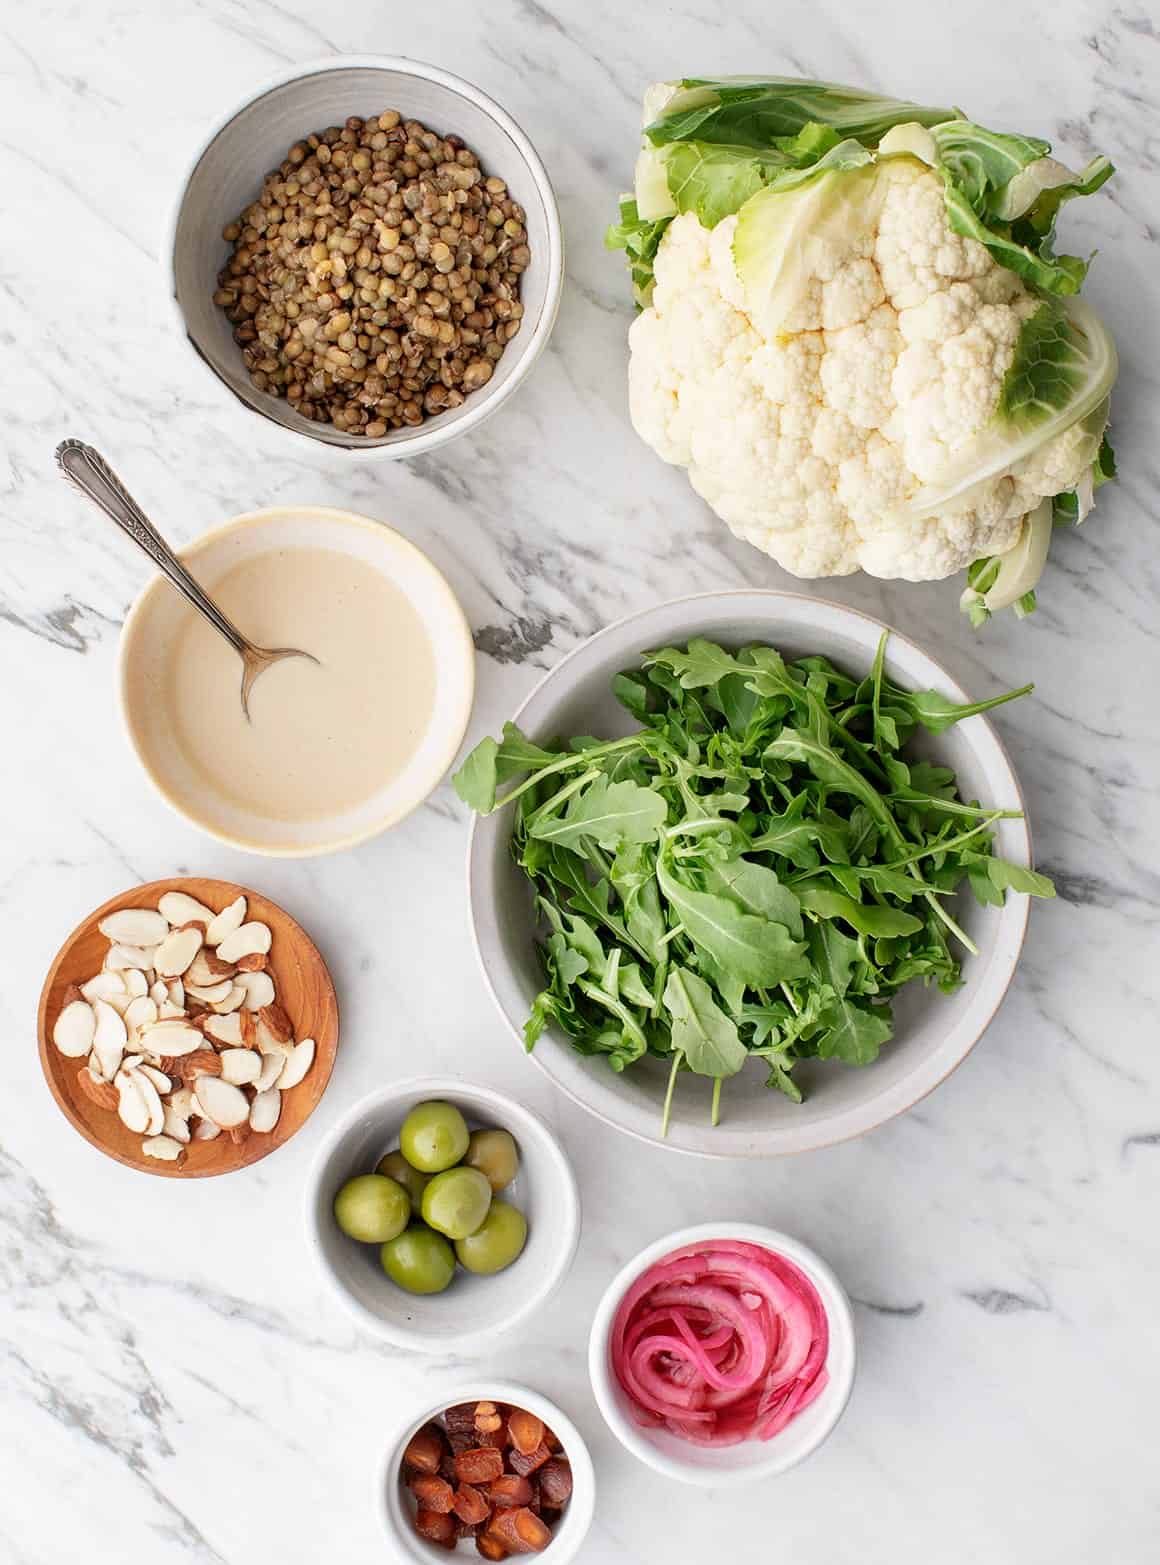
588, 1222, 855, 1484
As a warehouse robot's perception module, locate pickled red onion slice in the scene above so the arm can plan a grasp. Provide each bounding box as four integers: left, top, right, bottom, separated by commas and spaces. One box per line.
609, 1240, 830, 1446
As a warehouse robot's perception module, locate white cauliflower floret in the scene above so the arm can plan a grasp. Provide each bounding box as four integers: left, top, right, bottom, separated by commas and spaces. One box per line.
627, 170, 1100, 582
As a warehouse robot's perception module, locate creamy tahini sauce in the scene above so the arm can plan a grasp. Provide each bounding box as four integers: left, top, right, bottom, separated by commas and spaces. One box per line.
165, 547, 435, 822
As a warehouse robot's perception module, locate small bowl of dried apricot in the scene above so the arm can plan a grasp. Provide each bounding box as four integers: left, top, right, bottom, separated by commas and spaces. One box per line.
381, 1382, 594, 1561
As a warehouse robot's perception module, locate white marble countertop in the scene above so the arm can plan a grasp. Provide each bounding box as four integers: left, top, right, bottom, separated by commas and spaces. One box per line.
3, 2, 1158, 1560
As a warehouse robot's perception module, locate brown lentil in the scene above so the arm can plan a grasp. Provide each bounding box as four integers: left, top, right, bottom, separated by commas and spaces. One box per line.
213, 112, 530, 436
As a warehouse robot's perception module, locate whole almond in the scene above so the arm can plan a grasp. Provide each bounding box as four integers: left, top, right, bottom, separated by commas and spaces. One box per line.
76, 1067, 118, 1112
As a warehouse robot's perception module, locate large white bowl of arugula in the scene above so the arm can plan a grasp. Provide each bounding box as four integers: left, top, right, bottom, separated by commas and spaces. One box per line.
461, 592, 1052, 1157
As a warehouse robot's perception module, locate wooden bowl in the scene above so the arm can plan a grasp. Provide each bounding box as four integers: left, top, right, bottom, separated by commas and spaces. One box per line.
37, 877, 339, 1177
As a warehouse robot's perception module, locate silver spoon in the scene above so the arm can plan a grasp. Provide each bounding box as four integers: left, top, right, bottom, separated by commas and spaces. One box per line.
55, 440, 318, 720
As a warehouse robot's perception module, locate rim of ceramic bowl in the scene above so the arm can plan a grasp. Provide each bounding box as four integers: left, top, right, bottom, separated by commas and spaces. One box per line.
466, 588, 1033, 1158
588, 1221, 856, 1486
378, 1376, 596, 1564
164, 53, 565, 460
304, 1077, 581, 1350
117, 506, 475, 857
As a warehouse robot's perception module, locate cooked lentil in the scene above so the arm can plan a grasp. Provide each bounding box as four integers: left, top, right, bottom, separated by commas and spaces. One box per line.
212, 113, 530, 436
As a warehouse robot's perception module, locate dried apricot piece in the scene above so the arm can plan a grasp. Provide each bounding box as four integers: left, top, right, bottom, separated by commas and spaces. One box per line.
452, 1483, 491, 1526
488, 1474, 533, 1509
454, 1445, 506, 1485
537, 1457, 572, 1508
507, 1440, 551, 1477
403, 1423, 446, 1476
477, 1533, 509, 1561
414, 1507, 457, 1548
446, 1402, 480, 1435
409, 1474, 455, 1512
474, 1399, 504, 1435
489, 1506, 552, 1553
507, 1408, 544, 1457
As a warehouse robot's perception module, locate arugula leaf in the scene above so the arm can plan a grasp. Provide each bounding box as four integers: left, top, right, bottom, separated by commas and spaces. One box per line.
657, 856, 810, 985
529, 775, 668, 852
662, 966, 747, 1077
987, 858, 1056, 898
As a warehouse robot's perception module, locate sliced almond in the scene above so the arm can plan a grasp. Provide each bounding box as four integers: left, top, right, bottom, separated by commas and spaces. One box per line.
218, 1048, 261, 1086
167, 1085, 196, 1119
90, 1000, 128, 1081
259, 1001, 293, 1045
98, 908, 169, 946
137, 1063, 172, 1095
238, 971, 275, 1012
210, 984, 247, 1015
157, 1000, 186, 1021
167, 979, 185, 1008
154, 925, 204, 979
192, 1117, 222, 1141
130, 1070, 166, 1135
149, 979, 169, 1006
185, 979, 234, 1004
239, 1009, 259, 1050
228, 1123, 250, 1145
142, 1135, 185, 1162
171, 1049, 222, 1081
81, 971, 126, 1004
255, 1017, 290, 1056
249, 1087, 281, 1134
216, 922, 271, 964
193, 1075, 249, 1128
53, 998, 96, 1057
203, 1012, 244, 1047
235, 952, 267, 972
277, 1037, 315, 1091
158, 891, 216, 927
161, 1106, 191, 1143
205, 895, 246, 947
254, 1051, 286, 1093
105, 943, 158, 972
186, 949, 233, 988
76, 1067, 118, 1111
124, 995, 159, 1035
115, 1070, 150, 1133
123, 968, 149, 999
141, 1021, 205, 1056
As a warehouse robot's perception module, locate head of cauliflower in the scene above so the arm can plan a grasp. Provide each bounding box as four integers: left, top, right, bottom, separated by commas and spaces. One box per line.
628, 158, 1105, 583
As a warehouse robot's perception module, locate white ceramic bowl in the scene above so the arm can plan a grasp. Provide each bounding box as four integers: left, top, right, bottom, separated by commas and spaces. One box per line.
168, 55, 563, 457
467, 589, 1034, 1158
380, 1377, 595, 1563
588, 1222, 856, 1486
306, 1078, 580, 1351
119, 506, 474, 856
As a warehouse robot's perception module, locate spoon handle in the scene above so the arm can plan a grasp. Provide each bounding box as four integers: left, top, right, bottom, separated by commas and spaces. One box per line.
55, 440, 251, 657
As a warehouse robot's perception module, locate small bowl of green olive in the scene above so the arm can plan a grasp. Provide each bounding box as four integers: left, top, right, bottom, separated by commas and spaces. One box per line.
307, 1077, 580, 1350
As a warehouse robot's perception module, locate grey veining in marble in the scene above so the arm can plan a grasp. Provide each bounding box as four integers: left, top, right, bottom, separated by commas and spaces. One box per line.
1, 2, 1158, 1561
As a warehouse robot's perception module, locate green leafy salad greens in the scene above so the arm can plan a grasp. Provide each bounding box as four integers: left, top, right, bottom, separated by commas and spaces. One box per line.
455, 637, 1054, 1135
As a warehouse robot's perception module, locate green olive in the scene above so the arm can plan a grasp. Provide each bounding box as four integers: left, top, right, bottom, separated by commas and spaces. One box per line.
421, 1166, 492, 1240
463, 1128, 520, 1193
399, 1099, 470, 1173
333, 1174, 410, 1244
375, 1149, 430, 1210
455, 1200, 528, 1275
380, 1226, 457, 1294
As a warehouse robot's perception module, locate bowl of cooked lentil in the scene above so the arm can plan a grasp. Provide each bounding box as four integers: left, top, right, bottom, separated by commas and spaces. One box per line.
168, 56, 563, 455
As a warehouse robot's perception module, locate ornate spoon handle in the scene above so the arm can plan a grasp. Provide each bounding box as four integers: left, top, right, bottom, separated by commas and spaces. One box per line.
55, 439, 251, 657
